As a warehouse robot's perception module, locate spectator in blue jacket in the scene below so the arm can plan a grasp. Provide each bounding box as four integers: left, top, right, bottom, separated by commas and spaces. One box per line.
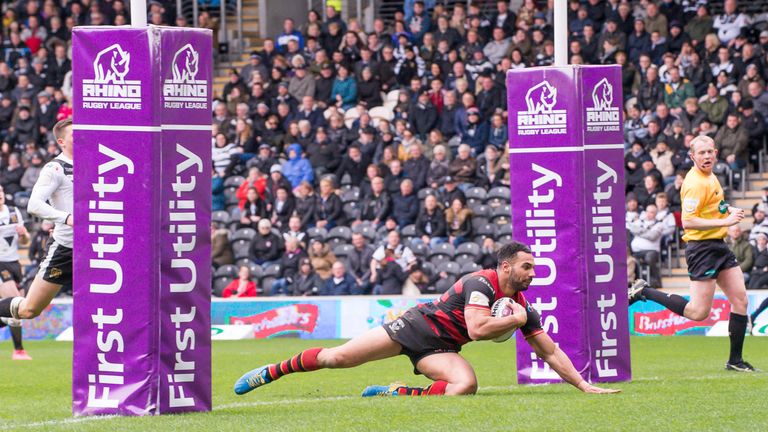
282, 143, 314, 188
322, 261, 361, 295
462, 107, 489, 155
276, 18, 304, 54
487, 113, 508, 149
331, 65, 357, 110
212, 167, 226, 211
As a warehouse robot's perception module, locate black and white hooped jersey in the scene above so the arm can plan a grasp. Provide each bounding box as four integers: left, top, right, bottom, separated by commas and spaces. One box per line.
0, 205, 24, 262
28, 155, 73, 248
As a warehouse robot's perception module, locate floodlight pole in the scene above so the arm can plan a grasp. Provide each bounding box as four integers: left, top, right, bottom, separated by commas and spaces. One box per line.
554, 0, 567, 66
131, 0, 148, 27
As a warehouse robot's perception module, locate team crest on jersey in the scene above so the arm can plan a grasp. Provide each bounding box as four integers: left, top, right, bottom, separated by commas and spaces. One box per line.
718, 199, 728, 214
683, 197, 699, 214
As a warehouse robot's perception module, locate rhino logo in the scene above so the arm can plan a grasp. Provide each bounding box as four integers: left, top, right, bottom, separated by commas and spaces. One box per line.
525, 80, 557, 114
591, 78, 613, 111
93, 44, 130, 84
171, 44, 199, 83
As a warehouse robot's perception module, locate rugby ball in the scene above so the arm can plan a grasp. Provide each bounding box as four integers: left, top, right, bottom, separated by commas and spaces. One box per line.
490, 298, 518, 343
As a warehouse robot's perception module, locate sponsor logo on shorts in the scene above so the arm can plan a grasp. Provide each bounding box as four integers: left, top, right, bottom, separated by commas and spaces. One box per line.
388, 318, 405, 333
49, 267, 62, 279
81, 44, 142, 110
163, 43, 208, 110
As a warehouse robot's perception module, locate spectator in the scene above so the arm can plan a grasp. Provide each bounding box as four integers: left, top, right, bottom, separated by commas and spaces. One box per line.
649, 141, 675, 181
322, 261, 360, 295
357, 67, 383, 107
212, 133, 237, 176
479, 237, 499, 268
487, 113, 508, 149
336, 144, 369, 186
359, 176, 390, 227
374, 244, 408, 295
331, 64, 357, 110
290, 257, 324, 296
239, 187, 267, 229
409, 90, 438, 140
445, 197, 472, 247
250, 219, 283, 265
282, 144, 314, 188
636, 174, 663, 209
1, 153, 23, 196
221, 266, 258, 298
476, 144, 506, 188
237, 167, 267, 209
347, 233, 374, 293
211, 222, 234, 268
293, 181, 316, 229
637, 66, 664, 112
277, 18, 304, 54
713, 0, 750, 44
749, 233, 768, 289
309, 238, 336, 280
415, 193, 447, 248
628, 204, 664, 288
314, 177, 343, 229
212, 168, 225, 212
427, 144, 449, 189
714, 113, 748, 172
306, 127, 341, 180
726, 225, 753, 283
664, 67, 695, 114
269, 186, 295, 231
391, 178, 419, 227
271, 237, 307, 295
699, 83, 728, 126
449, 144, 478, 188
740, 100, 766, 170
403, 144, 430, 191
685, 5, 713, 44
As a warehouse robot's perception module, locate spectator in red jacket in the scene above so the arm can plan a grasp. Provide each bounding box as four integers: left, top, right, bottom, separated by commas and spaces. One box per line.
222, 266, 258, 298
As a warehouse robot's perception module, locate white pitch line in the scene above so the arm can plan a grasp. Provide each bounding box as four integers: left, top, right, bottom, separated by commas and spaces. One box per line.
9, 415, 118, 430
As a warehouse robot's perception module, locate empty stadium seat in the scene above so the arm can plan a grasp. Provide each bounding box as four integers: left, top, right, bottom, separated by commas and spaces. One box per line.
456, 242, 481, 258
231, 239, 251, 260
214, 264, 238, 279
307, 227, 328, 241
223, 176, 245, 188
232, 228, 256, 241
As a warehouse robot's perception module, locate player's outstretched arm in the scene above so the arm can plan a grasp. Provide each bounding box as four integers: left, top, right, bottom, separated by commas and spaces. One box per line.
527, 332, 621, 394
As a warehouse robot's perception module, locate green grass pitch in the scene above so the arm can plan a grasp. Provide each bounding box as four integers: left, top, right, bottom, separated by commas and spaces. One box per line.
0, 337, 766, 431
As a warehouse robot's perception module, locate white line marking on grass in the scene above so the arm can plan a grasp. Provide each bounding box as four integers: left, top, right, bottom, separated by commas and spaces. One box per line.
13, 415, 118, 429
217, 395, 356, 409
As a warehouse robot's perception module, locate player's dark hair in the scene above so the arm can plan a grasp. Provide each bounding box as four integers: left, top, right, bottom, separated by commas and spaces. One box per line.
496, 241, 532, 266
53, 118, 72, 141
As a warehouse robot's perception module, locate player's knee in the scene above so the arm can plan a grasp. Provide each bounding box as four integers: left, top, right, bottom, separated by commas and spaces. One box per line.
687, 307, 710, 322
447, 380, 477, 395
18, 307, 41, 320
319, 350, 352, 368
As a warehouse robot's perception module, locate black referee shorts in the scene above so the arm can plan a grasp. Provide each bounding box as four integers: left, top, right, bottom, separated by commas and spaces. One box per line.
0, 261, 22, 284
383, 308, 459, 375
39, 240, 73, 286
685, 239, 739, 281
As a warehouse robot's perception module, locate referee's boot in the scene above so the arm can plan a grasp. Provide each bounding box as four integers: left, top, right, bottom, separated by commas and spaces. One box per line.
725, 360, 761, 373
628, 279, 649, 305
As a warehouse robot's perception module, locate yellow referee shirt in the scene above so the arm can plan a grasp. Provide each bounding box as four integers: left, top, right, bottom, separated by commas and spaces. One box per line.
681, 167, 728, 241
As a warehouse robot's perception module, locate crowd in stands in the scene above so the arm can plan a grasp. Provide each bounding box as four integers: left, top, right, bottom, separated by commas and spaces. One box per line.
0, 0, 202, 292
209, 0, 768, 296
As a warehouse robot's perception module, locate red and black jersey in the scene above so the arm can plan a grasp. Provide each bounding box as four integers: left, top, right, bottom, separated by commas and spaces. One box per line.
414, 269, 544, 348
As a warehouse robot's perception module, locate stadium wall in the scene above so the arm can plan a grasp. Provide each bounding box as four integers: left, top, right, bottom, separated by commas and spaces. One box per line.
2, 293, 768, 341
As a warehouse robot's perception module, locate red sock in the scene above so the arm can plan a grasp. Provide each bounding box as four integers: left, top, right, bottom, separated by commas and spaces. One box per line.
393, 380, 448, 396
267, 347, 324, 380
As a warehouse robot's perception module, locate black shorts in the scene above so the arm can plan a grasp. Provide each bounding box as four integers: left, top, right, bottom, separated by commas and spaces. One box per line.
383, 309, 460, 375
685, 239, 739, 281
0, 261, 22, 284
39, 241, 73, 285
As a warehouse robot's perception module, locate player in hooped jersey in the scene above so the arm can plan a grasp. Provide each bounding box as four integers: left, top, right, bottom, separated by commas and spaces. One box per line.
234, 242, 620, 396
0, 185, 31, 359
0, 119, 73, 323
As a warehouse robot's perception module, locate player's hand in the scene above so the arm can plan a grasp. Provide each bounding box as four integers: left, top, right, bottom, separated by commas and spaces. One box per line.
15, 224, 28, 236
724, 209, 744, 226
579, 382, 621, 394
66, 215, 73, 226
510, 302, 527, 325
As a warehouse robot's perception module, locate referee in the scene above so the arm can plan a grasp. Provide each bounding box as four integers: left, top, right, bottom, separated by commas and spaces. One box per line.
630, 135, 757, 372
